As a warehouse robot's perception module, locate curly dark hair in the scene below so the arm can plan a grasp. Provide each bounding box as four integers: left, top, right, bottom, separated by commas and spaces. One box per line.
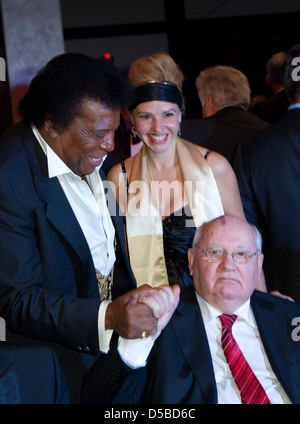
18, 53, 131, 131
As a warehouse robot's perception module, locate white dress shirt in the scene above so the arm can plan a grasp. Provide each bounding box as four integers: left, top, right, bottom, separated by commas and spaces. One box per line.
32, 124, 115, 350
196, 294, 291, 404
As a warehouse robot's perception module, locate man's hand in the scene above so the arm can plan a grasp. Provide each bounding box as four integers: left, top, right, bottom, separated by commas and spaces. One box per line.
270, 290, 295, 302
138, 284, 180, 334
105, 285, 163, 339
105, 284, 180, 339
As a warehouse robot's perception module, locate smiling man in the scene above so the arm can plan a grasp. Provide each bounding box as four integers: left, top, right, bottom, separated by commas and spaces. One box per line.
83, 215, 300, 404
0, 53, 176, 403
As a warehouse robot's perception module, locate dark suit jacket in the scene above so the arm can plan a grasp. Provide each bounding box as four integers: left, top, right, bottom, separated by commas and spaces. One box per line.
181, 106, 269, 164
0, 343, 70, 404
233, 108, 300, 302
82, 286, 300, 404
0, 122, 136, 403
252, 89, 290, 124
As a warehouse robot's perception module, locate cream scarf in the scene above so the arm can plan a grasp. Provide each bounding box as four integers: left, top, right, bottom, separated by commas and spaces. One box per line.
118, 138, 224, 287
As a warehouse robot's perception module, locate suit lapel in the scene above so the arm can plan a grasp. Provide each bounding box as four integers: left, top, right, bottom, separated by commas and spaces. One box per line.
171, 287, 217, 404
251, 292, 295, 403
45, 177, 95, 270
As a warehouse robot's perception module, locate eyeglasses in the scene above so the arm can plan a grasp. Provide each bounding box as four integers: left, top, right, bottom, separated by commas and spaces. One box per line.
196, 247, 260, 264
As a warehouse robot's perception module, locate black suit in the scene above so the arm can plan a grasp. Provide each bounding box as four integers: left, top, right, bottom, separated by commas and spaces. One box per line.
233, 108, 300, 302
0, 122, 136, 403
252, 89, 290, 124
82, 285, 300, 404
181, 106, 269, 164
0, 343, 70, 403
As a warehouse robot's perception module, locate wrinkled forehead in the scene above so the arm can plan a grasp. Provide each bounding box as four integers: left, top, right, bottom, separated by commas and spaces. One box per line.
199, 216, 257, 249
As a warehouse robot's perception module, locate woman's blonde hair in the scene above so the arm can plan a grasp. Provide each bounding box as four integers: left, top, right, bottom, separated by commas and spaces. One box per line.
129, 52, 184, 92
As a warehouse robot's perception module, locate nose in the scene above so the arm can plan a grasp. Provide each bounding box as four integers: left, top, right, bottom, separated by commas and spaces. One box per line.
152, 117, 163, 133
218, 253, 236, 271
99, 131, 115, 153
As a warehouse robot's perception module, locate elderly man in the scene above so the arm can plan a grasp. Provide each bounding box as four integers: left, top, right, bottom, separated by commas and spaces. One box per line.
181, 65, 268, 164
82, 215, 300, 404
0, 53, 174, 403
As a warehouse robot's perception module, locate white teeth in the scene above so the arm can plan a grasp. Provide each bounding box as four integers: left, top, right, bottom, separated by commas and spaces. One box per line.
151, 135, 166, 141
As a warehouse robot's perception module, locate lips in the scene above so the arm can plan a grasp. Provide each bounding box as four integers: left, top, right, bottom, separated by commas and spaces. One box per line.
148, 134, 168, 144
217, 277, 239, 285
87, 156, 103, 167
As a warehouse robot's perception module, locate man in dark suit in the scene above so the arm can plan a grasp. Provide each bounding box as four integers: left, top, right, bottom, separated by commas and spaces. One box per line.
82, 215, 300, 404
251, 51, 290, 124
0, 343, 70, 403
233, 45, 300, 303
181, 65, 269, 164
0, 54, 172, 403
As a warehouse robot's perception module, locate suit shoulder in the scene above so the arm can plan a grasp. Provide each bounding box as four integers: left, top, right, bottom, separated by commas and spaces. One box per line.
0, 123, 31, 166
252, 290, 300, 316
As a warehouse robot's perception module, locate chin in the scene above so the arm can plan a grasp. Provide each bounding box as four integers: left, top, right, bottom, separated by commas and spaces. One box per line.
218, 283, 242, 299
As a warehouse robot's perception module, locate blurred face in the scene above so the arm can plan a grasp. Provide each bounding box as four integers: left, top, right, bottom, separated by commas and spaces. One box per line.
46, 99, 120, 176
188, 216, 263, 313
131, 101, 181, 153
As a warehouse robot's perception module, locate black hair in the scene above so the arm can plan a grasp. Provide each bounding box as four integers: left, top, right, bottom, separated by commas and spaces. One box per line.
18, 53, 131, 131
282, 45, 300, 103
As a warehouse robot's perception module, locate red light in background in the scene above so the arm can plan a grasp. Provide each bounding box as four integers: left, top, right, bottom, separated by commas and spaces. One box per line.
104, 53, 112, 60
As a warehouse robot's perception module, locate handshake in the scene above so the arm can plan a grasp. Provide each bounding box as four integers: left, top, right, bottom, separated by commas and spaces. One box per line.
105, 284, 181, 339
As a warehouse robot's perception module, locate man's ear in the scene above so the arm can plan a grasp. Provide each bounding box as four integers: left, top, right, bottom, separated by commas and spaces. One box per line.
257, 252, 264, 282
43, 120, 58, 140
205, 94, 219, 117
188, 247, 194, 276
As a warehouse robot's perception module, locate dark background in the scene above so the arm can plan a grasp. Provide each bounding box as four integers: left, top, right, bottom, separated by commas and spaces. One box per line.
1, 0, 300, 134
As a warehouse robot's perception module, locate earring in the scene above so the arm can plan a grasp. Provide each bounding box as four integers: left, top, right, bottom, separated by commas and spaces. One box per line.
178, 122, 182, 137
131, 126, 137, 138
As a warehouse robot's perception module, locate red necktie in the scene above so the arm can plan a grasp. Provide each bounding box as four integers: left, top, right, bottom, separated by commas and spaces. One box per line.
219, 314, 271, 404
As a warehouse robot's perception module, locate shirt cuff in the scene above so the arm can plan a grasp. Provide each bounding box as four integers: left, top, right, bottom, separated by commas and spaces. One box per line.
98, 300, 113, 353
117, 332, 160, 369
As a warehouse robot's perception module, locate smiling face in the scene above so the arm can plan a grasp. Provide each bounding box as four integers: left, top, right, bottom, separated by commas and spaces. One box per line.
188, 216, 263, 313
131, 100, 181, 153
43, 99, 120, 176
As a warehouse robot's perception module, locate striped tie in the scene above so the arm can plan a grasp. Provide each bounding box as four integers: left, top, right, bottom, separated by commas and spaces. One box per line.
219, 314, 271, 404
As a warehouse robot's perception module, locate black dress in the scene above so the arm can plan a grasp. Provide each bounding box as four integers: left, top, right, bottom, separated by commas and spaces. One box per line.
162, 205, 195, 287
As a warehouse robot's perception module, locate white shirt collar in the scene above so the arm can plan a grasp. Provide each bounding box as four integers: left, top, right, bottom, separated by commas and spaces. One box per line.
31, 123, 106, 179
195, 291, 254, 327
288, 102, 300, 110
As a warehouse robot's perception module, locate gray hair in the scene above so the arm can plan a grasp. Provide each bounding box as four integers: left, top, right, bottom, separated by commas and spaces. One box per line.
266, 51, 287, 83
195, 65, 251, 109
193, 215, 262, 251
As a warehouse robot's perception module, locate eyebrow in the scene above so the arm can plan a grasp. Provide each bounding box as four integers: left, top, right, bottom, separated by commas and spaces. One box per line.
136, 106, 178, 114
204, 243, 251, 250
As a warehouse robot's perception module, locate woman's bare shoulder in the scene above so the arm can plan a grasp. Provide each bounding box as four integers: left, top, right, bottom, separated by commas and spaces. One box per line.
206, 150, 231, 174
107, 156, 135, 185
195, 146, 231, 176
